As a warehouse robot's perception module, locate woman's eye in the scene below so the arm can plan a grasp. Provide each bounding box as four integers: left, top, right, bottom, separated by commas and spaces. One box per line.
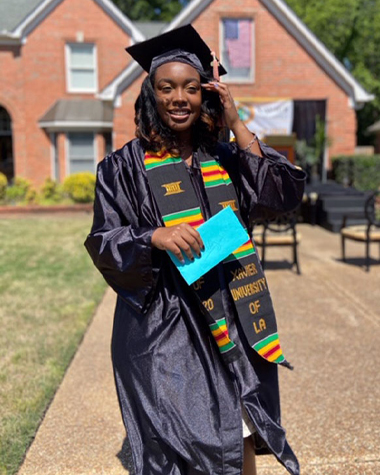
161, 86, 172, 93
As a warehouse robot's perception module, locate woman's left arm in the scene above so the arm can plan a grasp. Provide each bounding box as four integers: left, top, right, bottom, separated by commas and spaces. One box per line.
202, 81, 262, 156
202, 81, 307, 221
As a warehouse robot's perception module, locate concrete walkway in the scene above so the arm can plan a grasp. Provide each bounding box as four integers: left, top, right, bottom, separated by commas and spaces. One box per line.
18, 224, 380, 475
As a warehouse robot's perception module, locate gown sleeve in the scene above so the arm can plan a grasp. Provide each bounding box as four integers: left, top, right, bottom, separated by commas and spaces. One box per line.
217, 140, 307, 224
84, 151, 161, 315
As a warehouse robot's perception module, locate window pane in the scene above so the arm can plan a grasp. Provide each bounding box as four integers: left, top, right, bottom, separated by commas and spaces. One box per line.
69, 159, 95, 174
222, 19, 252, 79
68, 132, 95, 175
71, 70, 95, 90
70, 44, 94, 68
68, 133, 94, 158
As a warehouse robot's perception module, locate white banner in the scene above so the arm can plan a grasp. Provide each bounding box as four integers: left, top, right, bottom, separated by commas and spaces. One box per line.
234, 99, 294, 139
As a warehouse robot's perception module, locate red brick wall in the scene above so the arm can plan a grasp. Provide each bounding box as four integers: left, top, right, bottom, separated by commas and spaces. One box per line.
117, 0, 357, 166
113, 75, 144, 151
0, 0, 132, 187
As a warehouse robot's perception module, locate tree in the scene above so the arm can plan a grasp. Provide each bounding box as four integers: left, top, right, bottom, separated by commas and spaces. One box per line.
111, 0, 189, 21
284, 0, 380, 145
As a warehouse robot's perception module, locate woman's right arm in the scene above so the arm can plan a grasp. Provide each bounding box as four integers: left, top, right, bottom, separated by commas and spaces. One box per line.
84, 154, 160, 315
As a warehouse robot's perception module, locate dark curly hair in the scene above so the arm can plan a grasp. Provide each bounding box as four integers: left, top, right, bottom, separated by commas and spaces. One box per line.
134, 69, 224, 155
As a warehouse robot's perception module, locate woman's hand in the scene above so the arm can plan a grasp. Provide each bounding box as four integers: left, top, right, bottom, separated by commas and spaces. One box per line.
202, 81, 240, 131
202, 81, 262, 157
152, 224, 204, 263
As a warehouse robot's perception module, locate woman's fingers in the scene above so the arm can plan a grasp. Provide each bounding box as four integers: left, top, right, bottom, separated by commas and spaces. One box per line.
202, 82, 240, 129
151, 224, 204, 263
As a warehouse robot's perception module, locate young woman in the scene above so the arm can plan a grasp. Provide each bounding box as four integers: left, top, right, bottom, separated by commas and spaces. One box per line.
85, 25, 305, 475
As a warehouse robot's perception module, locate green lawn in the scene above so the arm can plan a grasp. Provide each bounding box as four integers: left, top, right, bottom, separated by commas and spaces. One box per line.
0, 214, 107, 475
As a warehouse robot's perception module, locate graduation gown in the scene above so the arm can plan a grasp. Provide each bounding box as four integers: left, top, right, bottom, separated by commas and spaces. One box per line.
85, 138, 306, 475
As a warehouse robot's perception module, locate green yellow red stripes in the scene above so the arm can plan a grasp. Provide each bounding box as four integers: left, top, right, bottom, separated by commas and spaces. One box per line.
145, 150, 182, 170
253, 333, 285, 364
162, 207, 205, 229
209, 318, 236, 354
224, 238, 256, 262
200, 160, 232, 187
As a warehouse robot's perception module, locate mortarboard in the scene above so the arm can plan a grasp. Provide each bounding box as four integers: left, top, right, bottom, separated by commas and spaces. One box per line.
126, 24, 227, 77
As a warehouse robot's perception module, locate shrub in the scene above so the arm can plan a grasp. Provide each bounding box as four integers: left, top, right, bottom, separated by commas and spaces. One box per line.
25, 188, 38, 204
63, 172, 96, 203
0, 172, 7, 201
332, 155, 380, 191
5, 177, 32, 203
40, 177, 64, 203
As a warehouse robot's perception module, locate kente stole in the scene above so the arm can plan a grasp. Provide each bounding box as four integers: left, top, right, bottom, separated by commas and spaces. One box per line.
145, 148, 292, 369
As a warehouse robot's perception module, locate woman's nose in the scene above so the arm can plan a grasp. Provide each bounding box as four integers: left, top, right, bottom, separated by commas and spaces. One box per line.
172, 88, 187, 104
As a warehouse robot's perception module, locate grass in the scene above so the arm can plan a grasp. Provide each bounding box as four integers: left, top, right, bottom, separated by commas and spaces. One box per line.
0, 214, 107, 475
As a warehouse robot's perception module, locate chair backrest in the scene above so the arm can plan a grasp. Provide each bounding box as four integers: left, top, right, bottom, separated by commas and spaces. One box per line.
264, 209, 298, 234
365, 190, 380, 228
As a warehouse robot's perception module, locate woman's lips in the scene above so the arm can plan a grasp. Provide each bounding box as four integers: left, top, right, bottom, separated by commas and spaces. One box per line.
169, 110, 190, 120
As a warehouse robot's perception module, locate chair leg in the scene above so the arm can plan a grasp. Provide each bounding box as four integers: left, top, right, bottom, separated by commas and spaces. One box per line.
341, 234, 346, 262
366, 239, 370, 272
293, 243, 301, 274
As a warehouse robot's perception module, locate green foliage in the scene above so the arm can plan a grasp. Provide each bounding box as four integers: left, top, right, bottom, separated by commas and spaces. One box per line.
332, 154, 380, 191
40, 178, 64, 203
0, 173, 7, 201
5, 177, 33, 204
63, 172, 96, 203
295, 116, 332, 169
284, 0, 380, 143
25, 188, 37, 204
111, 0, 188, 21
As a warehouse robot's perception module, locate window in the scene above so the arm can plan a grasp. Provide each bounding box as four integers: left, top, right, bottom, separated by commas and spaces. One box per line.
67, 132, 96, 174
66, 43, 97, 92
221, 19, 254, 82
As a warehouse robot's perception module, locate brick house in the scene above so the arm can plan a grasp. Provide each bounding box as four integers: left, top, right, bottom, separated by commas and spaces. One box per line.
0, 0, 373, 187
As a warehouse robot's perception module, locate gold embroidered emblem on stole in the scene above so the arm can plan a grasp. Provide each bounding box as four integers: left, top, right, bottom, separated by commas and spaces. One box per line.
162, 181, 185, 196
219, 200, 238, 211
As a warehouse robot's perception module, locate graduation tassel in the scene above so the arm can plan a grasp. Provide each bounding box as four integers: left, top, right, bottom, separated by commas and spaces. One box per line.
211, 50, 220, 81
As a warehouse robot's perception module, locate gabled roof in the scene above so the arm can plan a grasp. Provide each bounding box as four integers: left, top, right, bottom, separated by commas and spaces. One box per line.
0, 0, 44, 33
99, 0, 373, 107
0, 0, 144, 44
134, 21, 167, 40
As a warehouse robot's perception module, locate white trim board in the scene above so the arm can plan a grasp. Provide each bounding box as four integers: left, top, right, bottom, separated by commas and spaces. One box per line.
39, 120, 113, 130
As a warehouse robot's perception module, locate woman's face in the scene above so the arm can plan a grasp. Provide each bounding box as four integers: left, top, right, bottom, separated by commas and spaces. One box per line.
153, 62, 202, 135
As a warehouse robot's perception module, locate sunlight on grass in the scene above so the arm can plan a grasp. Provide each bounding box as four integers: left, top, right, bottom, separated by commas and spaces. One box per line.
0, 215, 107, 475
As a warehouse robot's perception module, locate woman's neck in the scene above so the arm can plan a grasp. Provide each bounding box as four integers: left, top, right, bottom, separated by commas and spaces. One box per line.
176, 131, 193, 165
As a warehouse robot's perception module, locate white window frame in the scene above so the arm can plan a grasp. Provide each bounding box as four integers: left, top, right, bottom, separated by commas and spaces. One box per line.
219, 18, 255, 84
65, 132, 97, 176
65, 43, 98, 93
50, 132, 59, 181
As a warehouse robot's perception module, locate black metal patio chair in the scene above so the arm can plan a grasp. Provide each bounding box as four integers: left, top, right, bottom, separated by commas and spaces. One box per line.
341, 190, 380, 271
253, 209, 301, 274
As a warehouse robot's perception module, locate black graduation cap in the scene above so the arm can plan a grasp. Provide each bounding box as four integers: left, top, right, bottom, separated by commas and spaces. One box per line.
126, 24, 227, 77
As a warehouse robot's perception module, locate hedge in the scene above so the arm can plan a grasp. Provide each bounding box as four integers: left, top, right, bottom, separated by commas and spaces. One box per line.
331, 155, 380, 191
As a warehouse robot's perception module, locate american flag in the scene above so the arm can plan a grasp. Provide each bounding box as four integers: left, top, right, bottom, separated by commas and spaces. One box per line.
224, 19, 251, 69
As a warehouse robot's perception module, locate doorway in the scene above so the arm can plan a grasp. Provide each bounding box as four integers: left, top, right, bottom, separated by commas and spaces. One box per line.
0, 106, 14, 181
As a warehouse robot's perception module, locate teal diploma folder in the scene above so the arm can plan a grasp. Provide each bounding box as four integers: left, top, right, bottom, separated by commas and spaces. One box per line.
168, 206, 249, 285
